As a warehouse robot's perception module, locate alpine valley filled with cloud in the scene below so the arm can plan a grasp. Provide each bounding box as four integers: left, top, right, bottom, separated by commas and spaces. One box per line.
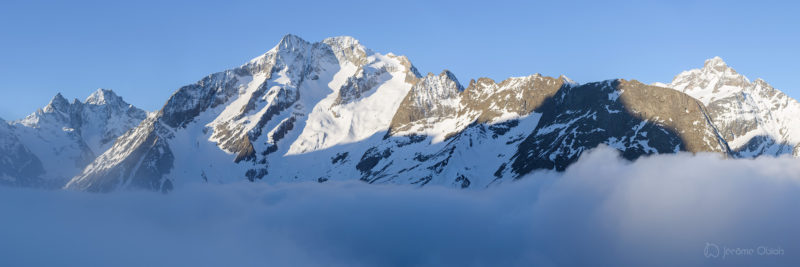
1, 34, 799, 266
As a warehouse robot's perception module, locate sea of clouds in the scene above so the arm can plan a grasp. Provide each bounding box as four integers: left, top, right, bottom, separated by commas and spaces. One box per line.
1, 146, 799, 266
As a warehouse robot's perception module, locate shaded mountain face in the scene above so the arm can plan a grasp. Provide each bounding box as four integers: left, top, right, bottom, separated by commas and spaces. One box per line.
662, 57, 800, 157
344, 76, 728, 188
510, 79, 729, 175
0, 90, 147, 188
0, 118, 45, 187
62, 35, 748, 193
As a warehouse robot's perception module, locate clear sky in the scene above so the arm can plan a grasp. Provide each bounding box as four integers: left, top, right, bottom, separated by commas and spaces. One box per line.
1, 0, 798, 119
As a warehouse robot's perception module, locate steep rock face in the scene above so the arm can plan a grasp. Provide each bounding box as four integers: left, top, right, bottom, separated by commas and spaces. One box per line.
389, 73, 567, 141
0, 119, 45, 187
4, 90, 146, 187
389, 70, 464, 136
509, 79, 728, 175
18, 90, 147, 154
349, 77, 727, 188
66, 117, 173, 192
617, 80, 729, 153
67, 34, 421, 192
346, 73, 569, 188
81, 89, 149, 153
459, 74, 568, 123
664, 57, 800, 157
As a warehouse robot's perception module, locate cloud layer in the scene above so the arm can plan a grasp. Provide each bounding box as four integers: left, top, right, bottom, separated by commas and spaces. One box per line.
1, 146, 799, 266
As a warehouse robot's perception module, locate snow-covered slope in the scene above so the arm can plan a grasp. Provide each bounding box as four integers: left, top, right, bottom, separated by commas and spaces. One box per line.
1, 89, 147, 187
66, 35, 422, 192
662, 57, 800, 157
65, 35, 733, 192
0, 118, 45, 187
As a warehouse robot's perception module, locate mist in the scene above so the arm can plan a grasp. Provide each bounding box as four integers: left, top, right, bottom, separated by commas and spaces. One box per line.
1, 146, 798, 266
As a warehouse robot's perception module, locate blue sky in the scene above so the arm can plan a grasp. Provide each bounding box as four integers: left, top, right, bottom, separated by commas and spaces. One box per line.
1, 0, 798, 119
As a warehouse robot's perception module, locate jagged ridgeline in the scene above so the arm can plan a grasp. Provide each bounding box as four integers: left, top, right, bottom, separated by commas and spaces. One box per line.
0, 90, 147, 188
3, 34, 797, 192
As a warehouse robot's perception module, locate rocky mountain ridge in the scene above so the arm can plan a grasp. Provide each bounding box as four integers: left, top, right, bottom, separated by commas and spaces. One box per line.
660, 56, 800, 157
3, 35, 797, 191
0, 89, 147, 187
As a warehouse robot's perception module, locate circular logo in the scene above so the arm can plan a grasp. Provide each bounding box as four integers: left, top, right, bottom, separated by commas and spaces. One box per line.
705, 242, 720, 258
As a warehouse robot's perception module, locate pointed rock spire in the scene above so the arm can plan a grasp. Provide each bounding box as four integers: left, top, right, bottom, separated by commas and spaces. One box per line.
410, 70, 463, 100
44, 92, 71, 113
668, 57, 751, 104
85, 88, 123, 106
323, 36, 368, 66
50, 92, 67, 104
702, 56, 738, 74
389, 70, 464, 132
559, 75, 578, 86
276, 34, 309, 51
442, 70, 463, 91
703, 56, 727, 68
323, 36, 362, 49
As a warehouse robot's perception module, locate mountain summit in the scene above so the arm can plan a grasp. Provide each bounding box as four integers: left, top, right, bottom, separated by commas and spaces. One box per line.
662, 57, 800, 157
66, 35, 423, 192
4, 35, 798, 191
0, 89, 147, 187
63, 35, 742, 193
668, 56, 751, 104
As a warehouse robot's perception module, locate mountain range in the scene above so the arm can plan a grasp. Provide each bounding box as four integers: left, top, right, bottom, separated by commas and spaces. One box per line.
1, 89, 146, 187
2, 34, 798, 192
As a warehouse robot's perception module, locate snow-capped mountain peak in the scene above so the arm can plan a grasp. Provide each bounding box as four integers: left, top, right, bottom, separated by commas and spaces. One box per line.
275, 33, 310, 52
52, 35, 800, 193
322, 36, 369, 66
669, 57, 751, 104
559, 75, 579, 86
1, 89, 148, 187
662, 57, 800, 158
703, 56, 729, 70
43, 92, 71, 114
85, 88, 124, 106
388, 70, 464, 138
421, 70, 464, 93
67, 34, 428, 192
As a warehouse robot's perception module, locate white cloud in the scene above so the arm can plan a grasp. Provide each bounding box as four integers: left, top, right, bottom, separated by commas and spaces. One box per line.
1, 146, 799, 266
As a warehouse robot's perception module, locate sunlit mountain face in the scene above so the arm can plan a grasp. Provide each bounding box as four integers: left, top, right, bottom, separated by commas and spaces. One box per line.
1, 35, 798, 192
